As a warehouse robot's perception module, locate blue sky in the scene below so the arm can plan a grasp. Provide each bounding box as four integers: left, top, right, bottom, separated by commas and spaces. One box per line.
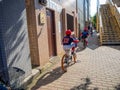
90, 0, 106, 16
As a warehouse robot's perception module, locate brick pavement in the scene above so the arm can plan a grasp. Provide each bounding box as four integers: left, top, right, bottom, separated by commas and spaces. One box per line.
28, 30, 120, 90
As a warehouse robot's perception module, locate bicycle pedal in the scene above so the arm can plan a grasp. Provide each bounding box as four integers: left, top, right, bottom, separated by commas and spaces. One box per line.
64, 60, 67, 64
64, 59, 69, 64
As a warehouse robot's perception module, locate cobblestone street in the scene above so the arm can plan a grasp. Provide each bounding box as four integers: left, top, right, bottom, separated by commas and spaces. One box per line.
29, 31, 120, 90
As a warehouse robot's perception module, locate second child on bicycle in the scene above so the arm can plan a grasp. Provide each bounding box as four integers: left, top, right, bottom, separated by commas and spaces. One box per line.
71, 32, 79, 54
80, 27, 89, 46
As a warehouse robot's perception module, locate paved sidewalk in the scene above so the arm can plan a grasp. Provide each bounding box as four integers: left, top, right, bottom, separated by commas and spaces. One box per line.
28, 31, 120, 90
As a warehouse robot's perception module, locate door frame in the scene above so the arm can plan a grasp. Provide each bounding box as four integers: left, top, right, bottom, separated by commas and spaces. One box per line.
46, 8, 57, 57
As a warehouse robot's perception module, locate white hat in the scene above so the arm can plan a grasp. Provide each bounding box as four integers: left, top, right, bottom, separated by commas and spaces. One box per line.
71, 32, 75, 35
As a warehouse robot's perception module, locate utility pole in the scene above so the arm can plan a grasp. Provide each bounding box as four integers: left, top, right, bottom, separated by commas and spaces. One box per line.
96, 0, 100, 32
76, 0, 79, 37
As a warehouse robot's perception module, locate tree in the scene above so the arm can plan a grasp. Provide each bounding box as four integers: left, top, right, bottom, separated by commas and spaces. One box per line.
91, 14, 97, 28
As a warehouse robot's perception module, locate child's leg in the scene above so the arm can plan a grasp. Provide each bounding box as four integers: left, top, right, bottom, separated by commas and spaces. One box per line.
85, 38, 88, 45
72, 47, 75, 53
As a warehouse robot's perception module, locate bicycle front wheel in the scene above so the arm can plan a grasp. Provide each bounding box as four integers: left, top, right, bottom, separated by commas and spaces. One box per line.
61, 54, 67, 72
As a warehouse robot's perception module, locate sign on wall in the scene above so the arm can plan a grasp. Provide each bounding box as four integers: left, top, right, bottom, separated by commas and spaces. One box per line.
58, 21, 61, 33
39, 12, 46, 24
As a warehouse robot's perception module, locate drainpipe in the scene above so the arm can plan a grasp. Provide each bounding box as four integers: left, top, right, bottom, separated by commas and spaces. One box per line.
76, 0, 79, 37
83, 0, 85, 27
76, 0, 78, 13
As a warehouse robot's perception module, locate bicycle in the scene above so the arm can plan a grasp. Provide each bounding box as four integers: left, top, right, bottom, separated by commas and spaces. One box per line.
80, 33, 88, 49
61, 48, 76, 72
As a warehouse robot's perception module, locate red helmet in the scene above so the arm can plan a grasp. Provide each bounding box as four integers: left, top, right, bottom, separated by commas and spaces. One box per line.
84, 27, 88, 31
65, 29, 71, 35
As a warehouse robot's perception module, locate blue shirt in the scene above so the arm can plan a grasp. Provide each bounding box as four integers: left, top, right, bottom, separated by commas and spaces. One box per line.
82, 31, 88, 36
81, 31, 88, 38
62, 36, 74, 45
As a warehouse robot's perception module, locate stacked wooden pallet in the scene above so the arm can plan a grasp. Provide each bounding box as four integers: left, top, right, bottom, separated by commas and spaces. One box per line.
100, 4, 120, 45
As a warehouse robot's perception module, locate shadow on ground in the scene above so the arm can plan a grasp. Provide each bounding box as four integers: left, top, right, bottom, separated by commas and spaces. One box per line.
87, 31, 100, 50
77, 31, 100, 51
115, 84, 120, 90
31, 66, 64, 90
87, 44, 99, 50
108, 45, 120, 51
70, 77, 98, 90
76, 47, 85, 52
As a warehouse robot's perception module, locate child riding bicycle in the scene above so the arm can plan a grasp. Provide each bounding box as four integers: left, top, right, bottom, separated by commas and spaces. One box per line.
80, 27, 89, 46
61, 30, 79, 72
62, 30, 79, 59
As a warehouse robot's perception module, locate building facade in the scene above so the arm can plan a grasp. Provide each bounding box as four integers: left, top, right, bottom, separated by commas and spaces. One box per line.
0, 0, 32, 89
26, 0, 78, 68
77, 0, 84, 31
77, 0, 90, 32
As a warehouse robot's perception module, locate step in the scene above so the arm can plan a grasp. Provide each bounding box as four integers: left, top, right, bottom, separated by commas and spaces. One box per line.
102, 42, 120, 45
102, 37, 120, 39
103, 33, 117, 36
102, 35, 119, 37
102, 35, 118, 37
103, 32, 118, 34
102, 39, 120, 41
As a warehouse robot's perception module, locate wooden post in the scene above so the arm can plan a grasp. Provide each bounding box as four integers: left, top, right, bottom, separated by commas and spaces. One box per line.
99, 27, 103, 45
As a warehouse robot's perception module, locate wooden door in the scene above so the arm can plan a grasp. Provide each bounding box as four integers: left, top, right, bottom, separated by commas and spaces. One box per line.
46, 9, 56, 58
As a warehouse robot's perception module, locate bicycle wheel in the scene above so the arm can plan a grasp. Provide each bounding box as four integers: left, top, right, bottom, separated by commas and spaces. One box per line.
83, 39, 86, 48
61, 54, 67, 72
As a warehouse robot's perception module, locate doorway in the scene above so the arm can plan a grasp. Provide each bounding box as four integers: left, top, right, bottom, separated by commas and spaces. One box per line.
46, 9, 57, 58
67, 14, 74, 31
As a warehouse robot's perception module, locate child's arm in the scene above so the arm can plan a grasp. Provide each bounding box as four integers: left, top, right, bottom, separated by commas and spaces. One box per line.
73, 39, 79, 43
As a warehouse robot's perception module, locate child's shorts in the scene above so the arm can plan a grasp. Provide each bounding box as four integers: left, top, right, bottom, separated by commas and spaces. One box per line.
63, 44, 75, 50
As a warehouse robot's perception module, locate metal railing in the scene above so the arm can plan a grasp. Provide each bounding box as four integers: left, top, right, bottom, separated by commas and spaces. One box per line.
110, 5, 120, 30
99, 27, 103, 45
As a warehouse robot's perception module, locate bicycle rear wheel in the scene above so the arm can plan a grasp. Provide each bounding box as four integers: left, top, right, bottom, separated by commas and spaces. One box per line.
83, 39, 87, 48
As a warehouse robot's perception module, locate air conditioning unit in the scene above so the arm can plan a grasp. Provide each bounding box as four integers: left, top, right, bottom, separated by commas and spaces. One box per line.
39, 0, 47, 6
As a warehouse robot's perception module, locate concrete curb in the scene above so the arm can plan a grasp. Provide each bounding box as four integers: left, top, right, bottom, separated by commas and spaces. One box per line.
21, 56, 62, 90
